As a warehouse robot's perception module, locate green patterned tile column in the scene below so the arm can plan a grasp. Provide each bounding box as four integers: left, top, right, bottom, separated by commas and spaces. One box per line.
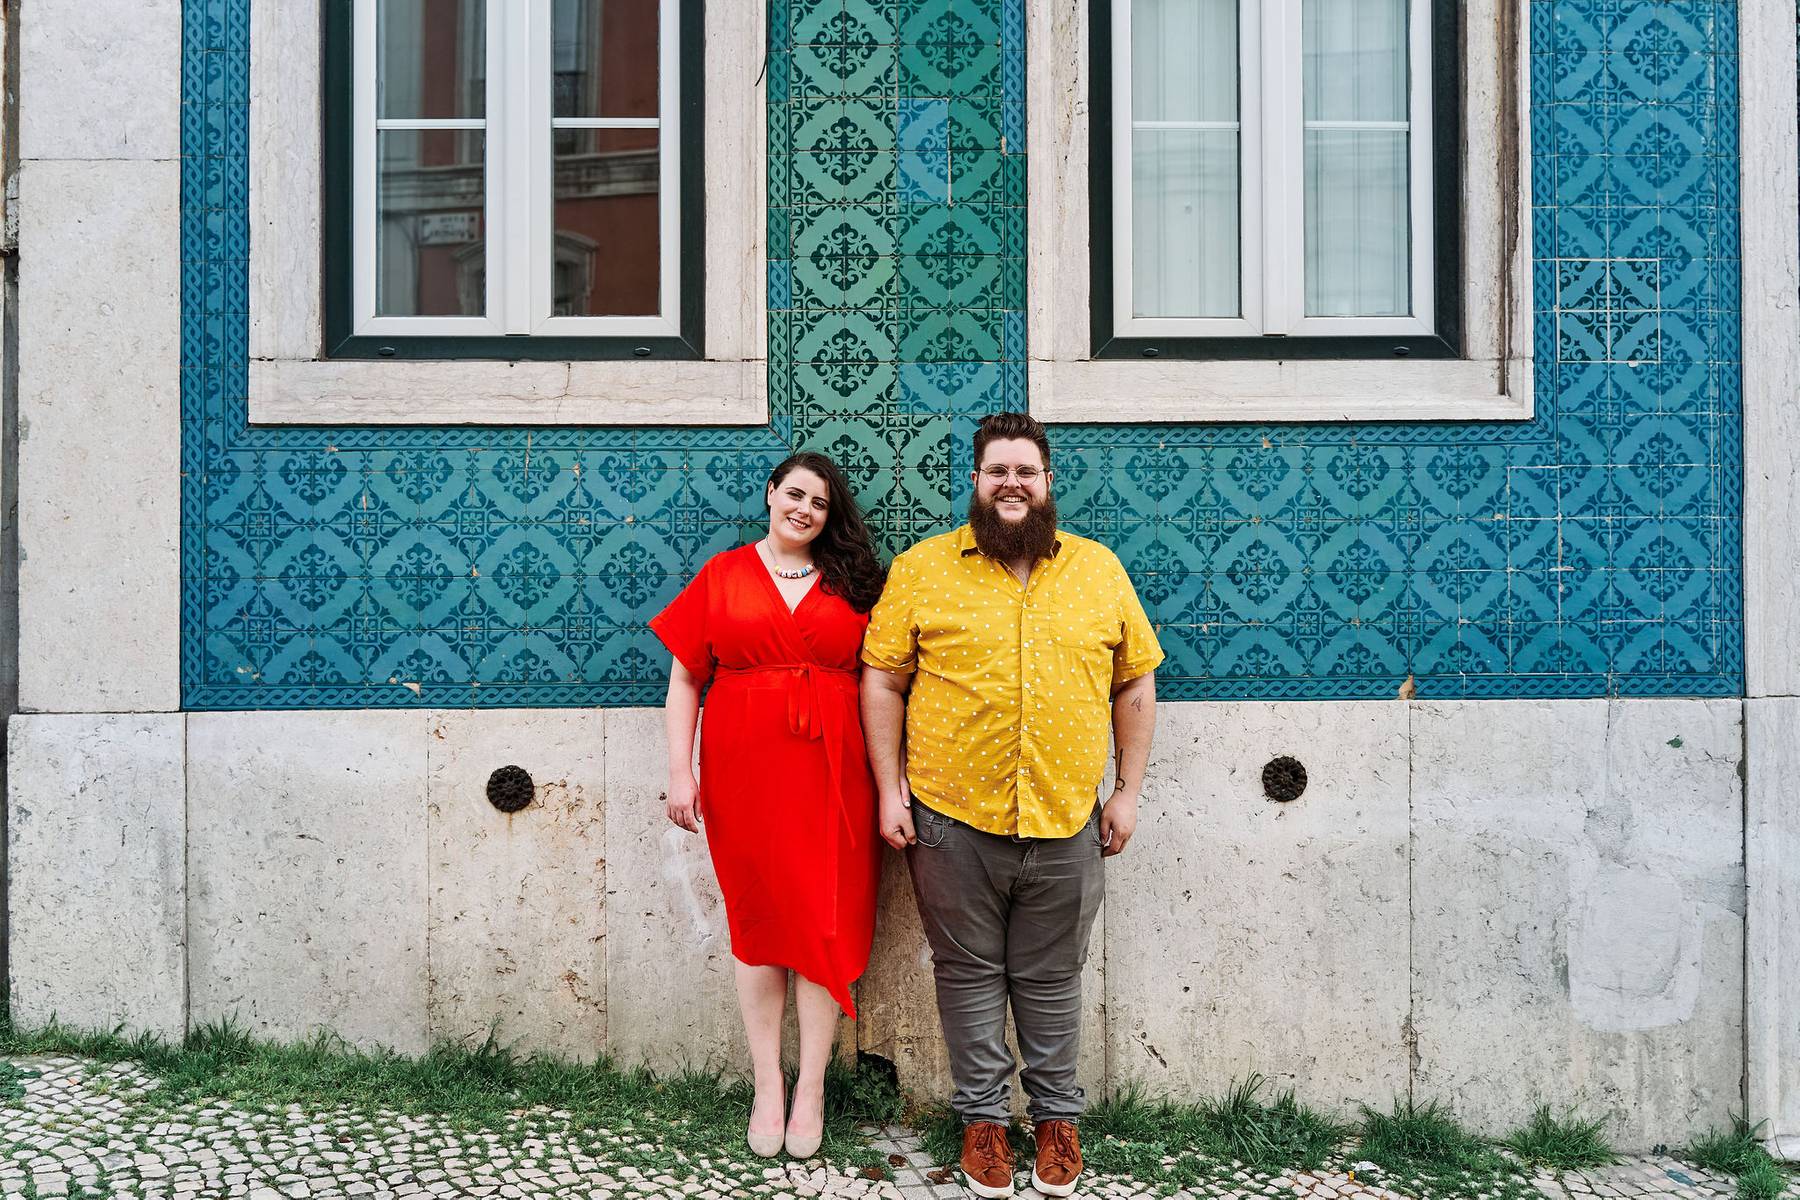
771, 0, 1027, 560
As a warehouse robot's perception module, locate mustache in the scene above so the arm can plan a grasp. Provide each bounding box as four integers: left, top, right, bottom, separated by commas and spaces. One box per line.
968, 490, 1058, 562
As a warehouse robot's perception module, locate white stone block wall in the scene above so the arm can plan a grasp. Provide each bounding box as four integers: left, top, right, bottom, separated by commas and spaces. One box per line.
12, 0, 180, 714
1410, 701, 1744, 1150
4, 698, 1750, 1149
1740, 0, 1800, 1154
1103, 703, 1411, 1114
186, 712, 432, 1053
6, 713, 186, 1039
427, 709, 608, 1063
1747, 699, 1800, 1159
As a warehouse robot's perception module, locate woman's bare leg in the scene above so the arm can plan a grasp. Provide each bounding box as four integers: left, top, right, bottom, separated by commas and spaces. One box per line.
735, 963, 789, 1141
787, 975, 840, 1146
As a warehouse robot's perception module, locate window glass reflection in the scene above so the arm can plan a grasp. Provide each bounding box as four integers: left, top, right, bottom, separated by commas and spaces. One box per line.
553, 129, 660, 316
376, 129, 487, 316
552, 0, 658, 120
378, 0, 486, 120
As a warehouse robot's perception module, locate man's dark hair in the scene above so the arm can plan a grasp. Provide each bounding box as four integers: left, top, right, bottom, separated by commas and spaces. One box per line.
972, 411, 1052, 470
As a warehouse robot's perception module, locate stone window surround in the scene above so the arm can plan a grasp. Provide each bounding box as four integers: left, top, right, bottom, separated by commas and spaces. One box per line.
245, 0, 768, 427
1025, 0, 1535, 424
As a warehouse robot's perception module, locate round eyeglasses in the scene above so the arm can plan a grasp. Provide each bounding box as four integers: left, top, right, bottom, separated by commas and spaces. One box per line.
979, 466, 1043, 484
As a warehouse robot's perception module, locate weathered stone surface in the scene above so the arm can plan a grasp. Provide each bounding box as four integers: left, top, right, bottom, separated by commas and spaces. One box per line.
6, 714, 186, 1039
1412, 699, 1744, 1150
15, 160, 180, 712
249, 359, 766, 427
1102, 701, 1411, 1115
1740, 0, 1800, 700
858, 844, 1105, 1113
187, 712, 430, 1053
856, 848, 943, 1096
1748, 698, 1800, 1145
19, 0, 179, 160
603, 710, 841, 1073
247, 0, 323, 360
425, 709, 607, 1062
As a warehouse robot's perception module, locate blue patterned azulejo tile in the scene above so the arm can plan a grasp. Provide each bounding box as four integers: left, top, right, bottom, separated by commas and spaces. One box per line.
180, 0, 1740, 707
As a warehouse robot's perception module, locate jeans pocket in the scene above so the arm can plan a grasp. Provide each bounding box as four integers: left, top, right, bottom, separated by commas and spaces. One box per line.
913, 804, 949, 848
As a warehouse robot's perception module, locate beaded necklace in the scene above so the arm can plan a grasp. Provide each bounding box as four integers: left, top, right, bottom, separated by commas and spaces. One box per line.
760, 539, 816, 579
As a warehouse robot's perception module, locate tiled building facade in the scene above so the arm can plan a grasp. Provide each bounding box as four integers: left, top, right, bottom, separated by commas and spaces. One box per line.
5, 0, 1798, 1159
185, 0, 1743, 708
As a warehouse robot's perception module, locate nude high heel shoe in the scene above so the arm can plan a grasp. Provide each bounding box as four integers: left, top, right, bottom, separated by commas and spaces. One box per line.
747, 1087, 785, 1158
747, 1125, 785, 1158
784, 1089, 823, 1159
783, 1123, 822, 1160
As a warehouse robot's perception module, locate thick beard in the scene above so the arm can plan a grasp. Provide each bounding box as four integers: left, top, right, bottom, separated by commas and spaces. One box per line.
968, 491, 1059, 562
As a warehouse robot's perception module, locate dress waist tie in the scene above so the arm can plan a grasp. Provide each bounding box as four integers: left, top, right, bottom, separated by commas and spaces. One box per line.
713, 663, 860, 938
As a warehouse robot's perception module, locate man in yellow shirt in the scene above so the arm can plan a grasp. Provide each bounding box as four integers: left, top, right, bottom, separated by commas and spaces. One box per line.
861, 412, 1162, 1199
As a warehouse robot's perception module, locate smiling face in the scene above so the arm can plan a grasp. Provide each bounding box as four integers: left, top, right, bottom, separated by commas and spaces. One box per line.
972, 436, 1053, 522
765, 465, 831, 552
969, 436, 1058, 562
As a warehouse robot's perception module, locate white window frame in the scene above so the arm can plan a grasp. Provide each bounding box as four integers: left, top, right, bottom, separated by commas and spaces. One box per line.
351, 0, 681, 339
1111, 0, 1434, 338
1030, 0, 1532, 424
245, 0, 766, 426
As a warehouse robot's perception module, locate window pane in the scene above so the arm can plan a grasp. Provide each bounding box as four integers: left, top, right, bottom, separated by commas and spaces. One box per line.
376, 130, 487, 316
1304, 0, 1406, 122
1304, 130, 1408, 316
1303, 0, 1410, 316
378, 0, 486, 120
1129, 0, 1239, 318
553, 0, 659, 120
1133, 130, 1240, 318
1132, 0, 1236, 123
553, 129, 660, 316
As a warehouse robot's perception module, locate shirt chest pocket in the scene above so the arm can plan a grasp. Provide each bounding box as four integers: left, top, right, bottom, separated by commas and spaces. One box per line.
1045, 611, 1119, 655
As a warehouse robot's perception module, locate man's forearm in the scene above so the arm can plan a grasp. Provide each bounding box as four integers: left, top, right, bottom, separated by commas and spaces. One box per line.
1110, 672, 1157, 796
861, 675, 910, 797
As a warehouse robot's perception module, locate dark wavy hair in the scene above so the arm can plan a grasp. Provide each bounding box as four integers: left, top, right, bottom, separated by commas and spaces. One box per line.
973, 410, 1052, 470
764, 451, 887, 613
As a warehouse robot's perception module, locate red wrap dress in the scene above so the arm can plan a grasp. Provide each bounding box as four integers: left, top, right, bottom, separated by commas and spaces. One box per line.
649, 543, 881, 1017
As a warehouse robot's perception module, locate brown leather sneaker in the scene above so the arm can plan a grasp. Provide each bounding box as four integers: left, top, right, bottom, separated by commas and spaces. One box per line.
1031, 1119, 1083, 1197
959, 1121, 1016, 1198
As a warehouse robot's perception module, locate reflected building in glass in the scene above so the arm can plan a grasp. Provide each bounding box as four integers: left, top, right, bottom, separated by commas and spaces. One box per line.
375, 0, 661, 320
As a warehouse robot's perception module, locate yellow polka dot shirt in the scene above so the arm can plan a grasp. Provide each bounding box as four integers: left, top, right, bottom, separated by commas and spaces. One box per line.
861, 524, 1165, 839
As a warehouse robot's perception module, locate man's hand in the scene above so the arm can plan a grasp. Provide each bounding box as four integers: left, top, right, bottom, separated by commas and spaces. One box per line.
879, 777, 915, 850
666, 770, 702, 833
1100, 788, 1137, 857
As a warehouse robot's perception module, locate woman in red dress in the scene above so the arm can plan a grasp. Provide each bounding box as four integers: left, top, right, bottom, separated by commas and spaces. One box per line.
650, 451, 886, 1161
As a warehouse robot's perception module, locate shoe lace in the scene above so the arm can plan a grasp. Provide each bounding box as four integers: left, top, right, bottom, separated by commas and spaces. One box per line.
1040, 1120, 1078, 1163
970, 1123, 1011, 1167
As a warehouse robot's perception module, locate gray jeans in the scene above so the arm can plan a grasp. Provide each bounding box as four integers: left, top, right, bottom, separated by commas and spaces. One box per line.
905, 802, 1105, 1125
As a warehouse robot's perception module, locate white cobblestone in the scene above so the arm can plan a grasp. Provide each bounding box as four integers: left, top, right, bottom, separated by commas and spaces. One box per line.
1, 1056, 1794, 1200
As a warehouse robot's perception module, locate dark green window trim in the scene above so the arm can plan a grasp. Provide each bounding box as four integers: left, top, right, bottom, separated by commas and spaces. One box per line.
320, 0, 707, 362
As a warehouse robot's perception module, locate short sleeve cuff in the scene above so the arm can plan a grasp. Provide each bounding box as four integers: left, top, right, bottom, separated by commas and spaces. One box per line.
860, 648, 917, 675
649, 613, 713, 683
1112, 649, 1164, 686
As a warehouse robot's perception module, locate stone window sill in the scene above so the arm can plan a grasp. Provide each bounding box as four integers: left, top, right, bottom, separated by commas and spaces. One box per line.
246, 358, 768, 426
1029, 357, 1533, 424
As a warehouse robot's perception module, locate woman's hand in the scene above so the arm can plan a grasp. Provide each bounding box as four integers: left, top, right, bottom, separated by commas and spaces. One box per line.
667, 770, 703, 833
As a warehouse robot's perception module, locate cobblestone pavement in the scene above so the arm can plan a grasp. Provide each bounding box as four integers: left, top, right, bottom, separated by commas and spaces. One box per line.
2, 1057, 1795, 1200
